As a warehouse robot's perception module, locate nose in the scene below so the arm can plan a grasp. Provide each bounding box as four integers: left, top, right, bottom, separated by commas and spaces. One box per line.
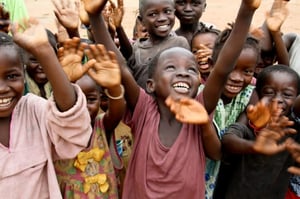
229, 70, 243, 82
157, 13, 168, 22
184, 3, 192, 12
176, 68, 190, 78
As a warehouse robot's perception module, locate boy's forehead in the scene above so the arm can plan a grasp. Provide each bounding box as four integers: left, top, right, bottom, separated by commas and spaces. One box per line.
141, 0, 174, 10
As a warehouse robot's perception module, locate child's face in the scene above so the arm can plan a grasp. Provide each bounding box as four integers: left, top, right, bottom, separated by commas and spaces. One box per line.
0, 46, 24, 118
174, 0, 206, 25
76, 76, 100, 123
191, 32, 217, 75
222, 48, 257, 100
134, 21, 149, 40
259, 71, 298, 116
150, 47, 200, 99
255, 49, 276, 77
140, 0, 175, 39
26, 54, 48, 85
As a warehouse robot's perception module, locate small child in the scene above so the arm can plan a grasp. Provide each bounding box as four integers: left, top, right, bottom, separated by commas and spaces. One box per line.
0, 20, 92, 198
214, 64, 300, 199
83, 0, 261, 198
54, 41, 125, 198
191, 26, 220, 83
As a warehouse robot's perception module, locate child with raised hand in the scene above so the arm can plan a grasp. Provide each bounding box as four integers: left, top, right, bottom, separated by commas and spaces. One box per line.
255, 0, 290, 76
214, 64, 300, 199
191, 26, 220, 83
83, 0, 260, 198
0, 19, 93, 198
54, 41, 125, 199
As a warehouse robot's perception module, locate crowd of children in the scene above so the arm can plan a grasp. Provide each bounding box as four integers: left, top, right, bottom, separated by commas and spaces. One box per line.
1, 0, 300, 198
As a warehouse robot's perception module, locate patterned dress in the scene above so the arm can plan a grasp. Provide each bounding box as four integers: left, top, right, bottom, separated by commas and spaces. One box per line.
204, 85, 255, 199
54, 116, 119, 199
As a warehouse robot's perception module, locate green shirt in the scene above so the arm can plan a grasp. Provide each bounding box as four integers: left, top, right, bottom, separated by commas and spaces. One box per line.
0, 0, 28, 23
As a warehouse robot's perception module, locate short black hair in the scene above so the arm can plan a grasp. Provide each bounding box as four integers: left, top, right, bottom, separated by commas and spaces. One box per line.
256, 64, 300, 97
191, 25, 220, 47
0, 32, 25, 65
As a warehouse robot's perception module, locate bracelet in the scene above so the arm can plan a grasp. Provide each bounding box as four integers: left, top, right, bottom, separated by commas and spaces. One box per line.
248, 120, 263, 136
104, 85, 124, 100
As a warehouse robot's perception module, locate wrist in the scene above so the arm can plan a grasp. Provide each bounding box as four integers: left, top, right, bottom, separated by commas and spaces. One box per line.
104, 84, 124, 100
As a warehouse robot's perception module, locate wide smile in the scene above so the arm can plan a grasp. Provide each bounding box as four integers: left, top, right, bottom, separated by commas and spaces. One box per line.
156, 24, 170, 32
225, 84, 243, 95
172, 82, 191, 94
0, 97, 13, 107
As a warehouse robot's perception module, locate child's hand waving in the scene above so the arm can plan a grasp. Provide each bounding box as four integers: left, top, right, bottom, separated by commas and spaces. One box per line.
52, 0, 80, 31
58, 37, 95, 82
108, 0, 124, 29
85, 44, 121, 88
165, 96, 209, 124
252, 100, 296, 155
82, 0, 108, 15
266, 0, 289, 33
11, 18, 49, 55
247, 97, 271, 128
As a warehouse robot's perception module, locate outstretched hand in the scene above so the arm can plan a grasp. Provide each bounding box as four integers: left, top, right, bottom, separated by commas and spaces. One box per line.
286, 138, 300, 175
266, 0, 289, 32
85, 44, 121, 88
194, 44, 213, 66
165, 96, 209, 124
108, 0, 124, 28
247, 97, 271, 128
82, 0, 108, 15
252, 100, 296, 155
11, 18, 49, 55
58, 37, 95, 82
243, 0, 261, 10
52, 0, 80, 31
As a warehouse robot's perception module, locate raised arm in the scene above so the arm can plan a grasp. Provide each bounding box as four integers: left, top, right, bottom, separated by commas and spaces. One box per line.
203, 0, 261, 114
11, 19, 76, 111
109, 0, 133, 60
266, 0, 289, 65
86, 44, 125, 132
83, 0, 140, 112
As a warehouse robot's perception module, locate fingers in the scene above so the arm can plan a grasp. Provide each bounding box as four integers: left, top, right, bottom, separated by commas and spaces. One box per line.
287, 166, 300, 176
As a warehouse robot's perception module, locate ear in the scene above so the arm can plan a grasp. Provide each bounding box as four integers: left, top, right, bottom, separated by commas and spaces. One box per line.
203, 3, 207, 12
146, 79, 155, 94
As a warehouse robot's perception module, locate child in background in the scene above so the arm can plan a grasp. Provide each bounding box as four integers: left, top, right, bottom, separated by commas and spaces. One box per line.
127, 0, 190, 90
54, 41, 125, 198
191, 26, 220, 83
83, 0, 261, 198
23, 29, 57, 99
174, 0, 214, 45
0, 0, 28, 26
0, 20, 93, 198
132, 16, 148, 41
0, 4, 9, 33
214, 64, 300, 199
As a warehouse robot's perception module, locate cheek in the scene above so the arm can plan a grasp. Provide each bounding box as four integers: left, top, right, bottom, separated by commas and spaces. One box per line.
243, 75, 254, 86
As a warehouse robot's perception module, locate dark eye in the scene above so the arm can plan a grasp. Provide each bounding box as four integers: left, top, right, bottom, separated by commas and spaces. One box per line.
244, 69, 254, 76
283, 91, 295, 98
7, 73, 20, 80
188, 67, 198, 74
263, 89, 275, 96
165, 9, 174, 15
86, 97, 98, 103
148, 12, 157, 17
165, 65, 175, 71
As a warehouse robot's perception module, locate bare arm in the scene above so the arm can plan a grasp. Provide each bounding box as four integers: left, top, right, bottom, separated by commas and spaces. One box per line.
83, 0, 140, 112
203, 0, 260, 114
12, 19, 76, 111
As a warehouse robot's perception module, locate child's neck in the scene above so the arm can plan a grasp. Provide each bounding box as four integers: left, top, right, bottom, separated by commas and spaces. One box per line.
0, 117, 11, 147
149, 34, 170, 45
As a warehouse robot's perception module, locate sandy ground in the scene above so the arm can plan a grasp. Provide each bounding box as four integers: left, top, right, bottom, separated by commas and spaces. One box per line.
24, 0, 300, 39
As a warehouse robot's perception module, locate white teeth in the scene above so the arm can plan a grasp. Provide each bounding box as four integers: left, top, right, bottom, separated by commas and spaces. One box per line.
227, 85, 241, 91
173, 82, 190, 89
157, 25, 169, 31
0, 98, 12, 107
173, 82, 190, 94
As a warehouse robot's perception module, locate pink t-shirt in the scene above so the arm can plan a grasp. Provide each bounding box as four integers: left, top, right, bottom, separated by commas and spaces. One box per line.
122, 89, 206, 199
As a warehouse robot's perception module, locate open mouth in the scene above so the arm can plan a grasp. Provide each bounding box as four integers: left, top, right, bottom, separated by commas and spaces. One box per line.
172, 82, 190, 94
156, 24, 170, 32
0, 97, 12, 107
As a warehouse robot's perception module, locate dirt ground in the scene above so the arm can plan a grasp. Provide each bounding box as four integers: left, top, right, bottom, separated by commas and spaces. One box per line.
24, 0, 300, 39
